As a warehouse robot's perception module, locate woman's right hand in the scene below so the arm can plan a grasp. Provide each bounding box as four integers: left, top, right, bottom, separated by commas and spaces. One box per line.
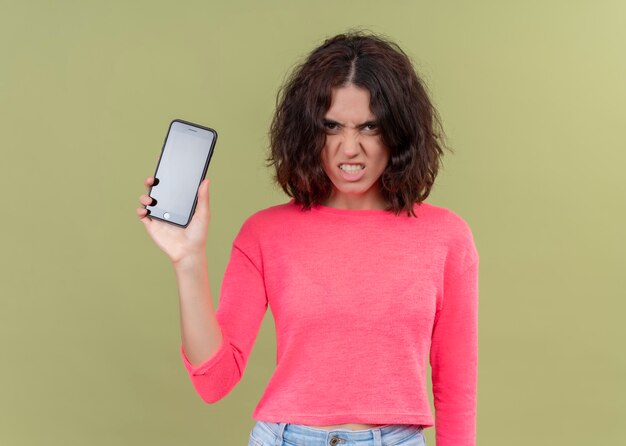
136, 175, 211, 265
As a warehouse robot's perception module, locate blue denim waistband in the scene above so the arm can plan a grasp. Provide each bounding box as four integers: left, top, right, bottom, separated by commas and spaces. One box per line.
254, 420, 424, 444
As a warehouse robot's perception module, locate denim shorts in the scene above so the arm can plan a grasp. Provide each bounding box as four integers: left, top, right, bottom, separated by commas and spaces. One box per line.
248, 421, 426, 446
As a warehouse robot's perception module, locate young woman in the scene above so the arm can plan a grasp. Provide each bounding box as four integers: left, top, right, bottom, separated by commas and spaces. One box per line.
137, 31, 479, 446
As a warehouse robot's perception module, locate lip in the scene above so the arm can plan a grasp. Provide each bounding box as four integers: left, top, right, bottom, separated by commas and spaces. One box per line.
338, 162, 365, 167
338, 164, 366, 182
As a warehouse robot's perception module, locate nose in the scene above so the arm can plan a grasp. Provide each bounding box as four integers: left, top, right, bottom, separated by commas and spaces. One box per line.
340, 131, 362, 156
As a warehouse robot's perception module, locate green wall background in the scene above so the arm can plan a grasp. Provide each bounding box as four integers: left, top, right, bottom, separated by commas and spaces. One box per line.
1, 1, 624, 445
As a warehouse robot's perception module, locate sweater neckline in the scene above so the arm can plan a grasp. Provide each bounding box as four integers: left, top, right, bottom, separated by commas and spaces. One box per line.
312, 203, 393, 216
289, 198, 423, 217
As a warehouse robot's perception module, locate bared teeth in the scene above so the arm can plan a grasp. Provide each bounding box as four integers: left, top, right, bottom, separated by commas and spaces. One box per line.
339, 164, 364, 171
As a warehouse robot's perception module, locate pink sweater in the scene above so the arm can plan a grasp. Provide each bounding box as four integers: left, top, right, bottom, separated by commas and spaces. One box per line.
180, 198, 479, 446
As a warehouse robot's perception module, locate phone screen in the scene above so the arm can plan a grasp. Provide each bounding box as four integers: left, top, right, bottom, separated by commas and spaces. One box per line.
146, 120, 217, 227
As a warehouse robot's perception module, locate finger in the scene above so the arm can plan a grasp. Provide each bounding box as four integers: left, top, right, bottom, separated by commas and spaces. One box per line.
136, 207, 152, 227
200, 178, 210, 202
145, 176, 154, 192
139, 194, 155, 206
196, 178, 210, 215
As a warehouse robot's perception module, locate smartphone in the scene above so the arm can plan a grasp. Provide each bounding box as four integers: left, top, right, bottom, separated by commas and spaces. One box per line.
145, 119, 217, 228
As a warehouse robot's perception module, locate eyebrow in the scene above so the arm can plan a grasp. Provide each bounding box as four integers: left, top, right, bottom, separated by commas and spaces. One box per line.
322, 118, 379, 129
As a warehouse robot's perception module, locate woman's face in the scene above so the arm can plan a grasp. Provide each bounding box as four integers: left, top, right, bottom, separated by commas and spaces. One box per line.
320, 83, 390, 210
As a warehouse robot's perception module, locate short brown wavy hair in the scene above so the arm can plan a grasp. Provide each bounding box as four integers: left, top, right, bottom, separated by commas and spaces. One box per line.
265, 30, 451, 217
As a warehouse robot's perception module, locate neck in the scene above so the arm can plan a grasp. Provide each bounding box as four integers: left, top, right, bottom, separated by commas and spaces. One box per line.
322, 193, 388, 210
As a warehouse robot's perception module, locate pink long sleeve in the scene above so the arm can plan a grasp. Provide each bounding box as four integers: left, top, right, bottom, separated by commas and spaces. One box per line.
180, 218, 268, 403
430, 255, 479, 446
179, 198, 479, 440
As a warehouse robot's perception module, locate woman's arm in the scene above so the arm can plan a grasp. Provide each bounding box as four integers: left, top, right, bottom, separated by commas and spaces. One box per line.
177, 218, 269, 404
173, 254, 224, 367
430, 258, 479, 446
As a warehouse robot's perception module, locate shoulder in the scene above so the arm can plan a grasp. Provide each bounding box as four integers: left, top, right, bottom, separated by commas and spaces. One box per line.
421, 201, 479, 271
240, 200, 296, 227
233, 200, 297, 244
427, 201, 474, 234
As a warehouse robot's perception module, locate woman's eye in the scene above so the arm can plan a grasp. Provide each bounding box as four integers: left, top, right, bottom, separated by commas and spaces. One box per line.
324, 122, 337, 130
365, 124, 378, 132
